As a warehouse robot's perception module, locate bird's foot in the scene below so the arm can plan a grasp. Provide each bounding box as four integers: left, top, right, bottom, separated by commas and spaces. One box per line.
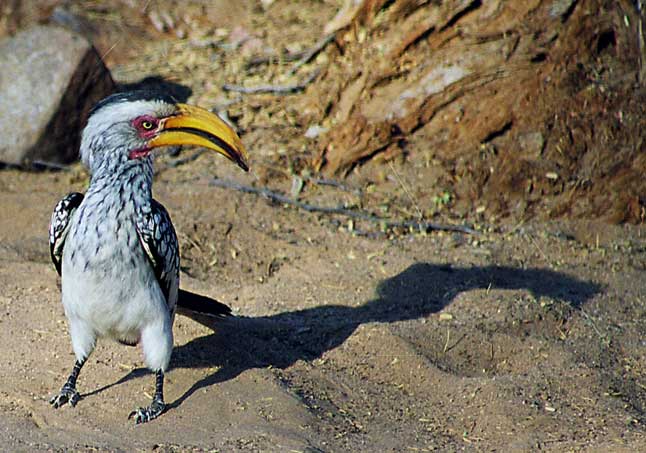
49, 383, 80, 408
128, 398, 165, 424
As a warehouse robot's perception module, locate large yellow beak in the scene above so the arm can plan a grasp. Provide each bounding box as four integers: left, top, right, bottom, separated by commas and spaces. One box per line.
148, 104, 249, 171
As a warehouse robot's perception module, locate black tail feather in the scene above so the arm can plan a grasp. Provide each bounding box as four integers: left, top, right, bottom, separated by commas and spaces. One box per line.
176, 289, 232, 318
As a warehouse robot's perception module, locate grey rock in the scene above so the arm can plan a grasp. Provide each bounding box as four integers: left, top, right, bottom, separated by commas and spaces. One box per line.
0, 25, 114, 166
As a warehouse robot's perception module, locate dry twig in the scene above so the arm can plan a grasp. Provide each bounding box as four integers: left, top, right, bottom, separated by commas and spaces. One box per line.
288, 34, 335, 75
245, 33, 334, 72
0, 160, 71, 172
210, 177, 478, 235
306, 176, 362, 195
245, 50, 304, 68
31, 160, 71, 171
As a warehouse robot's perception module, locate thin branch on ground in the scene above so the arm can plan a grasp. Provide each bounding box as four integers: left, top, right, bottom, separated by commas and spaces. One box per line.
31, 160, 71, 171
388, 160, 424, 220
0, 160, 71, 172
288, 34, 335, 75
245, 50, 305, 68
306, 176, 362, 195
244, 33, 334, 72
222, 69, 321, 95
253, 162, 362, 195
210, 177, 479, 235
580, 307, 607, 342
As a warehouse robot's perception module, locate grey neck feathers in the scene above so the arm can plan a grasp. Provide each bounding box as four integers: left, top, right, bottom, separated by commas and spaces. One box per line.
87, 149, 154, 206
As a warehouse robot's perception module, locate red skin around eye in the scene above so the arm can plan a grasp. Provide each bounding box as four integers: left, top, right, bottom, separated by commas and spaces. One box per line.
132, 115, 160, 139
129, 115, 160, 159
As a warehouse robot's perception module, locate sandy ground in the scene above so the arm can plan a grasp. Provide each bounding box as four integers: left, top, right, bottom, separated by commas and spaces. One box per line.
1, 163, 645, 452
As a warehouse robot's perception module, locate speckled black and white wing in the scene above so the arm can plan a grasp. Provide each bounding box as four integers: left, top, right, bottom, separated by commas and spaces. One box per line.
49, 192, 84, 276
135, 199, 180, 315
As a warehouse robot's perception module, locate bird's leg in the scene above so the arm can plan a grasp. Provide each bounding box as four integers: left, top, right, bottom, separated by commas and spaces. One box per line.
50, 358, 85, 408
128, 370, 166, 424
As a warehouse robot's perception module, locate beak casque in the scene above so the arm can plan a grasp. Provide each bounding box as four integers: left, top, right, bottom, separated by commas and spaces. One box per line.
148, 104, 249, 171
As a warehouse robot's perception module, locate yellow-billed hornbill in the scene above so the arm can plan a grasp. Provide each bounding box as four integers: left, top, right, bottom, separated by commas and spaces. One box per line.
48, 90, 249, 424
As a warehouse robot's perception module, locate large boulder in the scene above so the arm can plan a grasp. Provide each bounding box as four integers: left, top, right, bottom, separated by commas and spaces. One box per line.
0, 25, 114, 166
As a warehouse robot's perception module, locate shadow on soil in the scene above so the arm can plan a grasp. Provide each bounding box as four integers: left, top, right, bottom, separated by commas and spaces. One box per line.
103, 263, 601, 410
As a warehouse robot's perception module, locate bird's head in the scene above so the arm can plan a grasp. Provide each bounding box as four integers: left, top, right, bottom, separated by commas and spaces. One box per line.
80, 90, 249, 174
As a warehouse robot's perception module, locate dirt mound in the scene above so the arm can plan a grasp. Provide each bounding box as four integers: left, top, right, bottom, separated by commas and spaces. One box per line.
305, 0, 645, 222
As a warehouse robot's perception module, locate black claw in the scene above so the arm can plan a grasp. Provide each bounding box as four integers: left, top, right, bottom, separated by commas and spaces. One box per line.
128, 399, 166, 424
50, 359, 85, 409
49, 384, 80, 409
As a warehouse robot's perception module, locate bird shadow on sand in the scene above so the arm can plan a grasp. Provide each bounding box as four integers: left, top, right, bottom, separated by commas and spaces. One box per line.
96, 263, 601, 410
